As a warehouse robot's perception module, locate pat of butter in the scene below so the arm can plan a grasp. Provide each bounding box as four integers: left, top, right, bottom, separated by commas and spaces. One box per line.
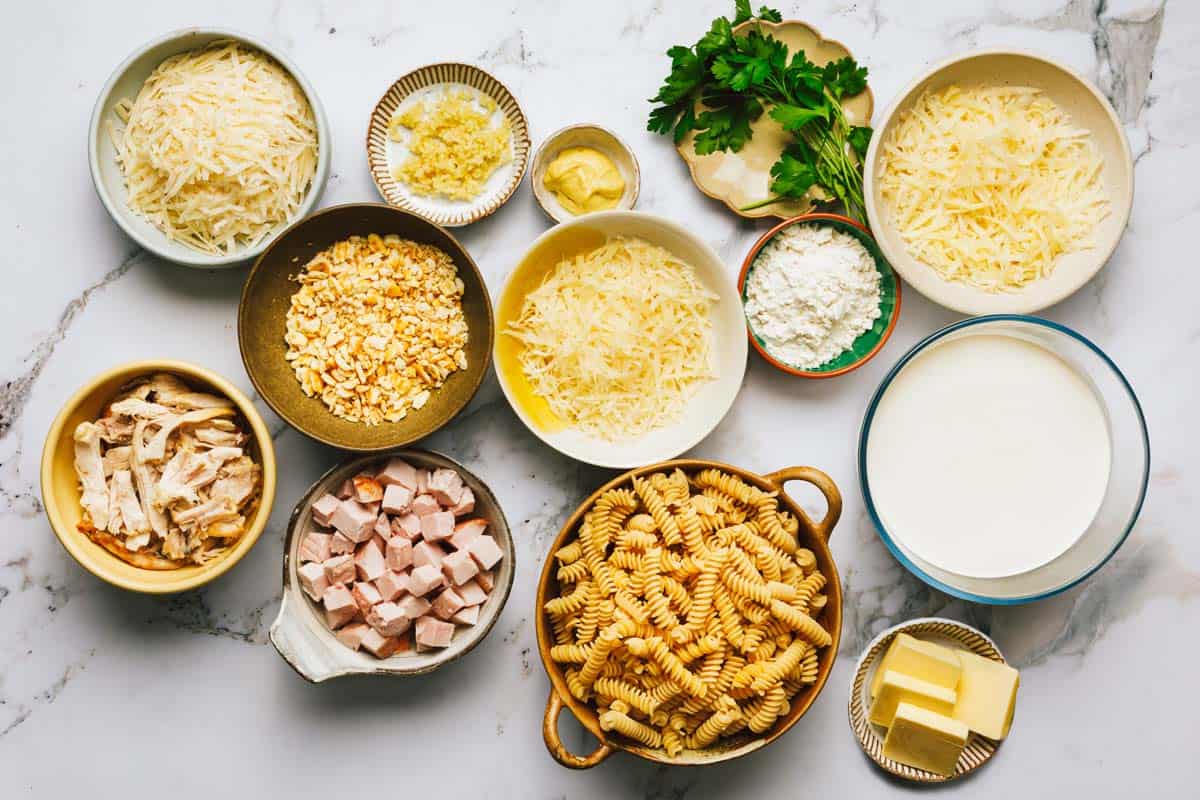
952, 651, 1019, 740
870, 633, 963, 698
869, 670, 957, 728
883, 702, 970, 777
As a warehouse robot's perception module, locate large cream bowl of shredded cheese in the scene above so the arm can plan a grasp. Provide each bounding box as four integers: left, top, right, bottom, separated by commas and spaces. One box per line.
496, 211, 747, 469
864, 50, 1132, 315
89, 28, 330, 268
859, 315, 1149, 604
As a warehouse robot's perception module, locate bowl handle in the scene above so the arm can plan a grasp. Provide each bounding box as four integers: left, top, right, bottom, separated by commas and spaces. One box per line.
543, 690, 614, 769
269, 591, 345, 683
762, 466, 842, 541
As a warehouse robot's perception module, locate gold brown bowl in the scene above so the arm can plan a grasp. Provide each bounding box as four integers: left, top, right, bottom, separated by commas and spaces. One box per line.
40, 360, 277, 594
536, 458, 843, 768
238, 203, 494, 452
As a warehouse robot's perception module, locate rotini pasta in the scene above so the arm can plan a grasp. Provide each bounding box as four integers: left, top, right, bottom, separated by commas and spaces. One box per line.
544, 468, 833, 756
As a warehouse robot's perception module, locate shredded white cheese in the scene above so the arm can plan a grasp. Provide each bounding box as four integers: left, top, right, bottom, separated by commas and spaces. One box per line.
109, 41, 318, 255
879, 85, 1110, 291
503, 238, 718, 441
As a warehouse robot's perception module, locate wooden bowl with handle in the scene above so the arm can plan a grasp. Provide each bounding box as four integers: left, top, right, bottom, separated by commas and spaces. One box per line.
535, 458, 843, 768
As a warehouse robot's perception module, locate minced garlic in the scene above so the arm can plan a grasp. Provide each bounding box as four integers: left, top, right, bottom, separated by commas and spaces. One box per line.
389, 88, 512, 201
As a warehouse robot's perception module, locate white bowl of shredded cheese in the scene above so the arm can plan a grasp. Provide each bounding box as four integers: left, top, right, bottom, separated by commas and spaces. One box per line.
89, 28, 330, 268
865, 50, 1133, 314
495, 211, 747, 468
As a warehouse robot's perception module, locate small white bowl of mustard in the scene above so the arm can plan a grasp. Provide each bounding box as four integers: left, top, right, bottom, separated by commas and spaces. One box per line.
531, 124, 639, 224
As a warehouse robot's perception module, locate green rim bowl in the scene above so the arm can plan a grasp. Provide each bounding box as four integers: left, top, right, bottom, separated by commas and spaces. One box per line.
738, 213, 901, 377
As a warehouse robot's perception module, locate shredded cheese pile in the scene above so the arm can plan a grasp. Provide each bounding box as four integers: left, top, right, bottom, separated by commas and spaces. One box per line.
389, 88, 512, 201
504, 238, 718, 441
879, 85, 1110, 291
110, 41, 318, 255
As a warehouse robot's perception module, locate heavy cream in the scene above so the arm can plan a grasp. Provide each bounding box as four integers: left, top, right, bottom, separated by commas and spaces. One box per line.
865, 333, 1111, 579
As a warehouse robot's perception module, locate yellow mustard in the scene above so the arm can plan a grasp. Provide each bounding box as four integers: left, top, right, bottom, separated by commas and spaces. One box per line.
542, 147, 625, 215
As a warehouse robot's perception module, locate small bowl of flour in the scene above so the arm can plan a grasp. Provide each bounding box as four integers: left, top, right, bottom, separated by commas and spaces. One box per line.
739, 213, 900, 378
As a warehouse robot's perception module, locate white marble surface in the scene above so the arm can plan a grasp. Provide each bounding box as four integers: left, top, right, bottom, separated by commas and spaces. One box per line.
1, 0, 1195, 795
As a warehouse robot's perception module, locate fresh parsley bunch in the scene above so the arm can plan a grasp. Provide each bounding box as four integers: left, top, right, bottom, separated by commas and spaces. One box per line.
648, 1, 872, 221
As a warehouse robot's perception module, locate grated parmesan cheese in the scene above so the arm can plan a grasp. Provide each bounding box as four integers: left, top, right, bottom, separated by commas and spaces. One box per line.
389, 88, 512, 201
503, 238, 718, 441
878, 84, 1110, 291
109, 41, 318, 255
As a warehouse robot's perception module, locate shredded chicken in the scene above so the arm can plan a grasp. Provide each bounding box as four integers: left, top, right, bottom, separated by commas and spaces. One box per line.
71, 373, 261, 568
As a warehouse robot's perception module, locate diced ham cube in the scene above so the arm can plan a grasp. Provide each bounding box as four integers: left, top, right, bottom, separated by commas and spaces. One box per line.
449, 518, 488, 550
353, 475, 384, 504
323, 555, 356, 586
456, 578, 487, 607
374, 570, 411, 602
298, 561, 329, 601
381, 484, 413, 516
330, 532, 356, 555
311, 493, 341, 527
427, 468, 464, 506
360, 627, 404, 658
371, 533, 389, 556
376, 458, 418, 490
352, 581, 383, 616
411, 494, 440, 517
336, 623, 370, 651
451, 605, 480, 626
431, 587, 466, 620
409, 564, 444, 597
421, 510, 455, 542
322, 585, 357, 628
373, 513, 392, 540
415, 616, 455, 649
450, 487, 475, 517
386, 537, 413, 571
391, 513, 422, 539
366, 601, 412, 636
331, 499, 377, 542
442, 549, 479, 586
416, 469, 431, 494
467, 535, 504, 571
476, 570, 495, 592
413, 540, 447, 570
336, 478, 355, 500
299, 531, 333, 563
397, 594, 431, 620
354, 540, 387, 582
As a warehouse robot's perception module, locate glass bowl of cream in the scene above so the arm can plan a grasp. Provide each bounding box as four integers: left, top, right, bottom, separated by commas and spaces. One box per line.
858, 315, 1149, 604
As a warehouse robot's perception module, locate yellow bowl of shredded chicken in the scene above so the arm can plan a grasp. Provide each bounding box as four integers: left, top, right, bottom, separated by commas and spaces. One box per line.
496, 211, 748, 469
41, 360, 277, 594
89, 28, 330, 268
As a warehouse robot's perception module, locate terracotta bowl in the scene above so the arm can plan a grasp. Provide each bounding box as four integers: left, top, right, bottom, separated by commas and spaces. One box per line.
238, 203, 494, 451
269, 448, 514, 681
40, 360, 277, 593
738, 213, 901, 378
536, 459, 843, 768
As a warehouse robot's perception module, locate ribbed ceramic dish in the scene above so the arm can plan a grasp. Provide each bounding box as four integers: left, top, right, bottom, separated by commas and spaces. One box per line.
270, 449, 514, 682
848, 617, 1008, 783
676, 19, 872, 220
738, 213, 900, 378
367, 63, 530, 227
537, 458, 843, 768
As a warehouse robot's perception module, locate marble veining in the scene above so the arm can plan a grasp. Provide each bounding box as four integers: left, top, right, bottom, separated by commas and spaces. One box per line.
1, 0, 1195, 796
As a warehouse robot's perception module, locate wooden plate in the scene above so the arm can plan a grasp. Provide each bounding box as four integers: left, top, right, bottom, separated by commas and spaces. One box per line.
848, 617, 1009, 782
675, 19, 873, 220
367, 63, 530, 227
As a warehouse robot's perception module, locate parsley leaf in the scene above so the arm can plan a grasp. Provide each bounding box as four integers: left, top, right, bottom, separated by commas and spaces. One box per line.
848, 125, 872, 160
732, 0, 754, 25
822, 56, 869, 100
769, 143, 818, 198
770, 102, 829, 132
757, 6, 783, 23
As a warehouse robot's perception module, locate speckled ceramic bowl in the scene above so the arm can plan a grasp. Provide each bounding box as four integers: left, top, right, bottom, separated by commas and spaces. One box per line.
88, 27, 330, 268
40, 360, 277, 593
269, 449, 514, 681
238, 203, 494, 452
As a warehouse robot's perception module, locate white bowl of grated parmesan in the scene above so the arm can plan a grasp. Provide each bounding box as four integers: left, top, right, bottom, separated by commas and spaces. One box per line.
88, 28, 331, 268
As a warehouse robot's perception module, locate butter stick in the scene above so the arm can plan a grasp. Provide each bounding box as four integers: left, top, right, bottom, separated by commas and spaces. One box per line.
883, 702, 969, 777
870, 633, 962, 698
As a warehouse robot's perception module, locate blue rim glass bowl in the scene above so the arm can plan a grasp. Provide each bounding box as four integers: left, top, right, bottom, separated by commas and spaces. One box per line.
858, 315, 1150, 604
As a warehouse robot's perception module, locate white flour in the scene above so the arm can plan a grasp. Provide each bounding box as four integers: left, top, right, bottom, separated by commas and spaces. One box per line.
744, 224, 881, 369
